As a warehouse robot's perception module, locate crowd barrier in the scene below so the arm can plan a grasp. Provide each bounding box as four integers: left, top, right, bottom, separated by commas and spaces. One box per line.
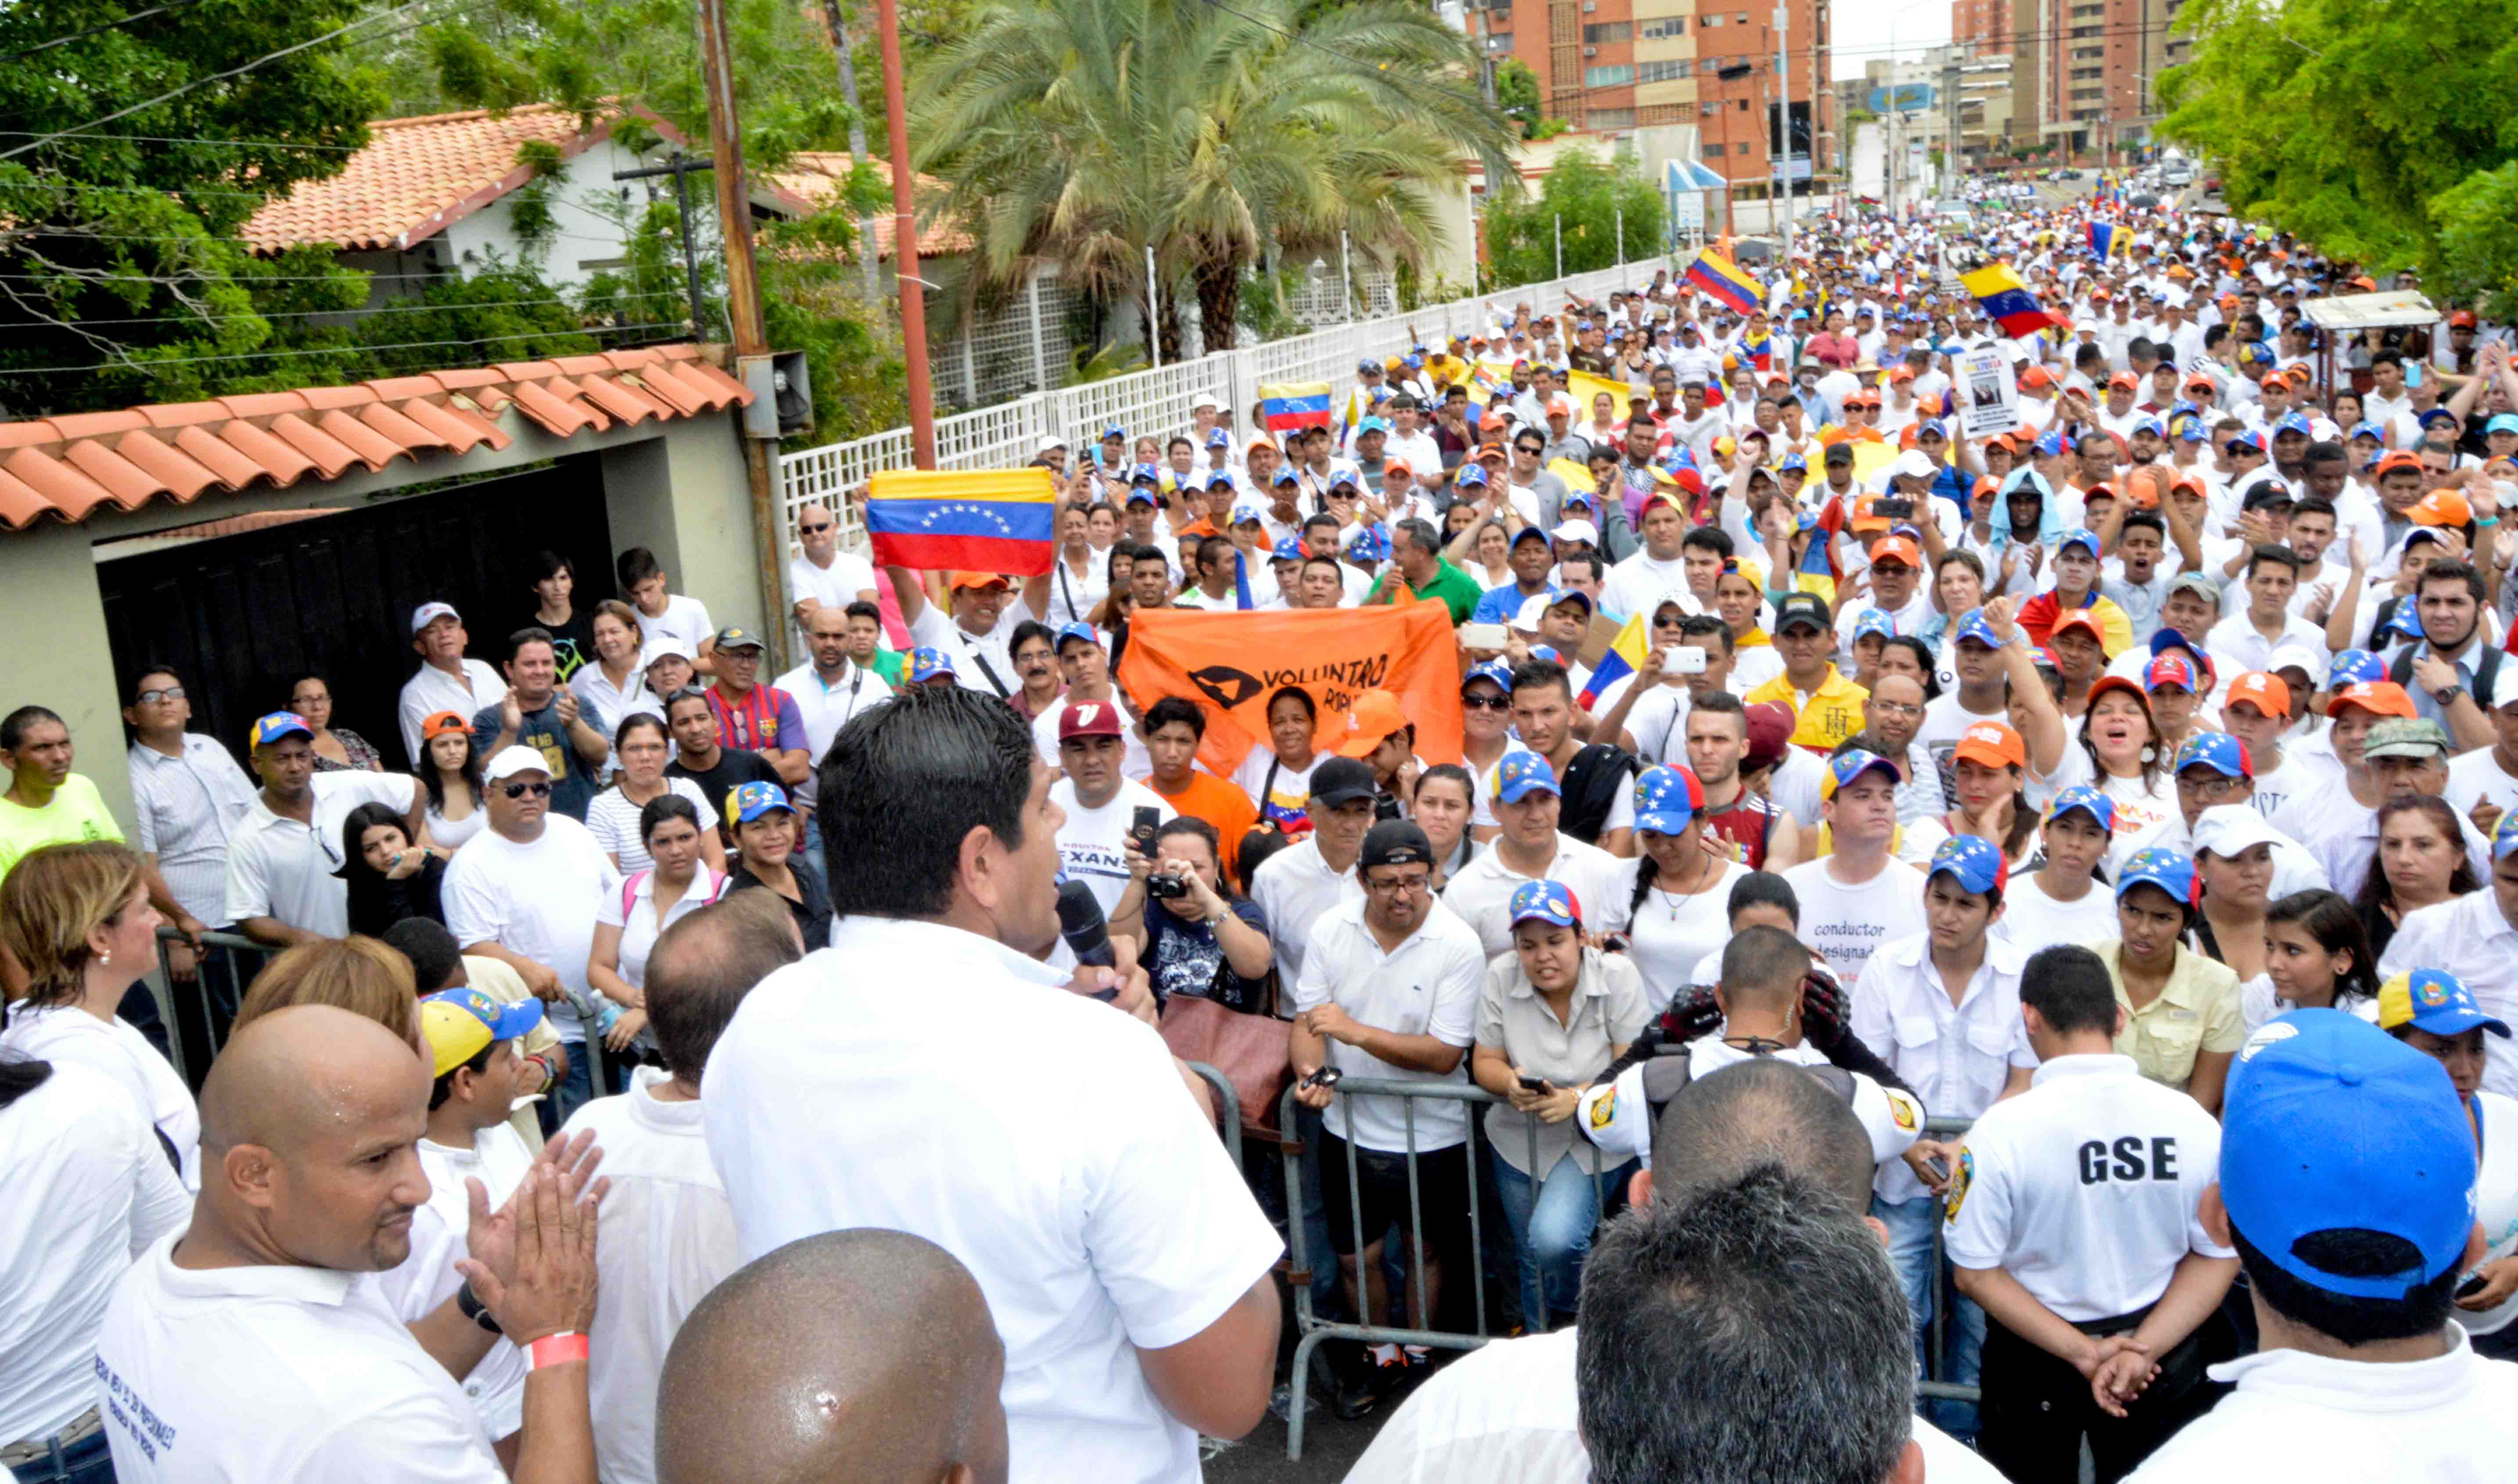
151, 926, 277, 1089
1272, 1073, 1979, 1460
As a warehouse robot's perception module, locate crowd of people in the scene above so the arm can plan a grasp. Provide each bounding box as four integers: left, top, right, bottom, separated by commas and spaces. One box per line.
4, 180, 2518, 1484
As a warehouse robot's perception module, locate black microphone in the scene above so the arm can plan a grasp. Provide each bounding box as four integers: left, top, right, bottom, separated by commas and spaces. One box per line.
1056, 877, 1115, 969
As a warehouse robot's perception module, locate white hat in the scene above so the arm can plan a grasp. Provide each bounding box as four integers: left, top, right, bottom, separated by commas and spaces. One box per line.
1192, 391, 1222, 412
409, 601, 460, 635
1892, 449, 1937, 480
1035, 434, 1069, 455
2192, 803, 2283, 861
642, 637, 695, 667
2266, 641, 2328, 686
1554, 518, 1601, 546
485, 745, 553, 783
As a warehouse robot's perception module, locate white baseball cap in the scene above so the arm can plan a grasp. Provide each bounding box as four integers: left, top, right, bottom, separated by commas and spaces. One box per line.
642, 637, 695, 667
1192, 391, 1222, 412
409, 601, 460, 635
1554, 518, 1602, 546
1892, 449, 1937, 480
2192, 803, 2284, 861
485, 745, 553, 783
1035, 434, 1068, 455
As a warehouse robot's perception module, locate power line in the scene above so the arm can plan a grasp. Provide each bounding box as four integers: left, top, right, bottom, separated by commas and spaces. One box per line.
0, 318, 681, 376
47, 287, 688, 328
0, 268, 469, 285
0, 0, 215, 63
0, 129, 369, 152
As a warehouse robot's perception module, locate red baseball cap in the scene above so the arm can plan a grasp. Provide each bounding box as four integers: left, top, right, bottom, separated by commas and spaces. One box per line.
1057, 699, 1124, 742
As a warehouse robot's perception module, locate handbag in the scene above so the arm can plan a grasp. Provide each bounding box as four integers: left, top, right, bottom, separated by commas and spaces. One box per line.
1158, 992, 1294, 1139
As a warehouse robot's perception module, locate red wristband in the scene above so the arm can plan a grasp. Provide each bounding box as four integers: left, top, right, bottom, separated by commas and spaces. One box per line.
528, 1331, 589, 1370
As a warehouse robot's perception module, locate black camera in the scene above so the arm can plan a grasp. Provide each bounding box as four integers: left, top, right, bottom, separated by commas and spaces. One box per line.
1146, 872, 1189, 900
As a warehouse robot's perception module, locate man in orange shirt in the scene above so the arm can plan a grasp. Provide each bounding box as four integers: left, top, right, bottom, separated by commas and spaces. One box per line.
1142, 696, 1260, 888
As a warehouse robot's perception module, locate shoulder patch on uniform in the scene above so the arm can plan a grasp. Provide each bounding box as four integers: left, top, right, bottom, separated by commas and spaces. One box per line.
1943, 1146, 1974, 1223
1588, 1084, 1618, 1131
1887, 1087, 1922, 1133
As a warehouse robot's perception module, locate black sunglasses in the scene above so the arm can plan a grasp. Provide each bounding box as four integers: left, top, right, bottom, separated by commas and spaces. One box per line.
501, 780, 553, 799
1462, 694, 1512, 710
800, 520, 835, 534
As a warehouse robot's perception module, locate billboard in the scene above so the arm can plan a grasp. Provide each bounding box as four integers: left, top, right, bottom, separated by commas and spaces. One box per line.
1867, 82, 1936, 113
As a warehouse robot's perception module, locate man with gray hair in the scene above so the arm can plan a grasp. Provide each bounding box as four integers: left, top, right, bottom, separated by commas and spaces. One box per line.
1340, 1058, 2000, 1484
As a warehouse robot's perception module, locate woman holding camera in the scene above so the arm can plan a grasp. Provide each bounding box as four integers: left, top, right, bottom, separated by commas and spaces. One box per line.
1139, 817, 1272, 1013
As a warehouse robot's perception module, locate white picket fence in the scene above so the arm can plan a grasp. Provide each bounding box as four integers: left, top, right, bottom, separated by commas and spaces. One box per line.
778, 258, 1676, 548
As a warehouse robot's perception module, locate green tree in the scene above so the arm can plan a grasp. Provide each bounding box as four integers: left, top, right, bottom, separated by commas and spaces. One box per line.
1479, 147, 1662, 287
909, 0, 1518, 358
1495, 58, 1567, 142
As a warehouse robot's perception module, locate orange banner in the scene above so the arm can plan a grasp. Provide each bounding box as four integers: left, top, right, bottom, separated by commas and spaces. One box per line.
1117, 605, 1466, 779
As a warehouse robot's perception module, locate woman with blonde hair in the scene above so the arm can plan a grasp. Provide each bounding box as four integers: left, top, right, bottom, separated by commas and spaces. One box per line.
231, 935, 422, 1051
0, 840, 197, 1187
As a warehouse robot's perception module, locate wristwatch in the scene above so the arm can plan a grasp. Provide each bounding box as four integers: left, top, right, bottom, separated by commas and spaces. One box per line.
457, 1279, 503, 1335
2434, 685, 2468, 708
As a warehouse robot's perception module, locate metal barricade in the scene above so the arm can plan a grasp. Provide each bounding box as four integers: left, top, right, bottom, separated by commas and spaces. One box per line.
1917, 1114, 1982, 1409
151, 926, 280, 1088
1181, 1062, 1243, 1169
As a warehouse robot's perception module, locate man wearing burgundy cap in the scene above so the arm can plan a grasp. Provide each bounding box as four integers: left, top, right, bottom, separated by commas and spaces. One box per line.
1049, 698, 1170, 936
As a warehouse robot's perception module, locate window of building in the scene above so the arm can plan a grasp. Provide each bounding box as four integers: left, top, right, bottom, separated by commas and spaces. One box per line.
1585, 63, 1635, 85
1702, 13, 1724, 26
1701, 100, 1721, 113
1638, 14, 1686, 36
1637, 58, 1688, 81
1583, 21, 1631, 41
1706, 143, 1725, 155
1588, 108, 1637, 127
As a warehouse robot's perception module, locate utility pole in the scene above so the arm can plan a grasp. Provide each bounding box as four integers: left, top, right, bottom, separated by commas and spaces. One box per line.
1808, 1, 1825, 205
819, 0, 882, 302
1773, 2, 1792, 261
874, 0, 937, 468
611, 151, 715, 337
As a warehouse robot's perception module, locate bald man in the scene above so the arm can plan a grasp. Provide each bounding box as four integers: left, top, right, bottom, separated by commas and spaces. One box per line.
789, 502, 879, 640
90, 1005, 604, 1484
657, 1229, 1008, 1484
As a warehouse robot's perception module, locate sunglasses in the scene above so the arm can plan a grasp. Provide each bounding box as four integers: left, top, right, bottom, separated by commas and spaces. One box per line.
800, 521, 835, 534
501, 780, 553, 799
1463, 693, 1512, 710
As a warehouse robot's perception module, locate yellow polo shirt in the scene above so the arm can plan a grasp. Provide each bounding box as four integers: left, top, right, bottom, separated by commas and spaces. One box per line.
1746, 665, 1870, 753
2091, 939, 2245, 1093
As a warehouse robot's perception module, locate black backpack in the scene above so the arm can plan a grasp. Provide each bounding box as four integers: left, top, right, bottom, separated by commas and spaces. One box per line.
1558, 743, 1639, 846
2387, 635, 2501, 708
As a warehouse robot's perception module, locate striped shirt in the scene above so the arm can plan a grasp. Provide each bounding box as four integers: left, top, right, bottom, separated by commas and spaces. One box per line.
584, 779, 722, 874
704, 682, 805, 756
126, 735, 259, 926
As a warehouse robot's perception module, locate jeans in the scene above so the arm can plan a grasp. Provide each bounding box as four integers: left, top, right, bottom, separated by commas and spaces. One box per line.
1875, 1192, 1984, 1442
7, 1427, 115, 1484
799, 823, 828, 894
1491, 1149, 1635, 1330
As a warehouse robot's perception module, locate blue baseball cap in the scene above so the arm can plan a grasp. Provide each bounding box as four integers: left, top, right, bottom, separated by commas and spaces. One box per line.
1495, 749, 1561, 804
2488, 413, 2518, 437
1205, 470, 1237, 490
1632, 765, 1707, 836
1510, 525, 1552, 548
729, 781, 794, 824
1403, 354, 1425, 369
905, 647, 957, 684
2131, 416, 2166, 439
1779, 452, 1808, 473
2116, 846, 2198, 906
2225, 429, 2266, 455
2238, 340, 2275, 369
1358, 357, 1384, 374
2348, 420, 2385, 443
1819, 749, 1901, 800
2176, 417, 2209, 443
2222, 1009, 2479, 1300
1343, 523, 1390, 563
248, 711, 313, 749
2492, 810, 2518, 863
1205, 428, 1231, 448
2328, 648, 2386, 687
1928, 832, 2008, 897
2420, 407, 2464, 430
1955, 609, 2006, 649
2033, 429, 2065, 458
2055, 527, 2102, 559
1358, 416, 1390, 435
1462, 659, 1514, 696
1271, 536, 1306, 563
2043, 784, 2116, 833
1507, 878, 1585, 930
2174, 731, 2250, 779
1853, 608, 1896, 642
418, 988, 546, 1078
1527, 645, 1563, 665
1272, 465, 1298, 486
2377, 968, 2513, 1041
1054, 621, 1101, 653
1101, 424, 1126, 441
2274, 411, 2314, 438
1125, 487, 1158, 507
1456, 464, 1489, 488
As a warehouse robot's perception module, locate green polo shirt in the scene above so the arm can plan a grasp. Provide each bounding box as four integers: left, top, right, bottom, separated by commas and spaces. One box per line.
1406, 558, 1485, 626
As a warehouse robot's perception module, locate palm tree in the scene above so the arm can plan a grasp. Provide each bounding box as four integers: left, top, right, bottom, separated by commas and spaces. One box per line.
911, 0, 1518, 355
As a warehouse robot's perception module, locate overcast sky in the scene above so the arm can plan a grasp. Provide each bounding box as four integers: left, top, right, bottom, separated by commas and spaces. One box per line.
1828, 3, 1955, 81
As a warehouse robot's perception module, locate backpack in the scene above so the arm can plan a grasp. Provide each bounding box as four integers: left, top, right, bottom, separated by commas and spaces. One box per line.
2387, 638, 2501, 709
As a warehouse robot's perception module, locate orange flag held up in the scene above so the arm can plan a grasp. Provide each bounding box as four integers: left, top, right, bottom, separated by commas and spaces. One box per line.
1116, 605, 1466, 780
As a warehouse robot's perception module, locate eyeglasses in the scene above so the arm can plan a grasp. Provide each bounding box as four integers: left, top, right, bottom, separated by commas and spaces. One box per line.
501, 780, 553, 799
1463, 694, 1511, 711
1869, 699, 1924, 719
800, 521, 835, 534
1364, 872, 1433, 896
136, 686, 185, 705
1651, 615, 1688, 629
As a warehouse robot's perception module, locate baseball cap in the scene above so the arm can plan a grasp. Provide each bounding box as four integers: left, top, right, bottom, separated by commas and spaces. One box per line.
1952, 721, 2025, 770
1955, 610, 2007, 650
728, 781, 794, 824
2327, 649, 2385, 687
418, 710, 469, 742
2145, 652, 2201, 694
2411, 488, 2474, 529
1054, 622, 1101, 654
1853, 608, 1896, 643
2044, 784, 2116, 833
1335, 690, 1410, 758
1632, 765, 1706, 836
1129, 462, 1160, 484
1125, 487, 1159, 507
2328, 681, 2418, 722
1455, 464, 1490, 490
1205, 428, 1232, 448
2221, 1009, 2479, 1300
485, 745, 551, 783
1037, 434, 1070, 455
1053, 698, 1127, 743
1357, 416, 1390, 436
1358, 357, 1384, 374
2225, 429, 2266, 455
1229, 499, 1270, 527
948, 571, 1010, 592
1510, 525, 1553, 549
905, 647, 958, 684
2116, 846, 2199, 906
2495, 810, 2518, 863
712, 624, 765, 652
1271, 536, 1306, 563
2361, 717, 2452, 760
2055, 527, 2102, 559
1819, 748, 1900, 800
1824, 441, 1857, 465
2376, 968, 2512, 1040
1743, 702, 1796, 769
1495, 749, 1562, 804
1307, 756, 1378, 809
1204, 470, 1238, 491
248, 711, 313, 749
2192, 803, 2283, 861
409, 600, 460, 635
1358, 819, 1435, 871
2420, 407, 2464, 430
2050, 609, 2110, 655
2224, 671, 2292, 717
1553, 518, 1602, 548
1774, 592, 1831, 635
1462, 659, 1514, 696
1869, 535, 1923, 570
1508, 879, 1585, 931
642, 637, 695, 667
2240, 482, 2295, 513
1927, 833, 2008, 897
417, 988, 545, 1078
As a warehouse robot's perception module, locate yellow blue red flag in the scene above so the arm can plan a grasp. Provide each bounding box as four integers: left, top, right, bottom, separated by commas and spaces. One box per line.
1685, 248, 1764, 316
1577, 611, 1651, 709
865, 468, 1056, 575
1960, 261, 2059, 341
1257, 382, 1333, 434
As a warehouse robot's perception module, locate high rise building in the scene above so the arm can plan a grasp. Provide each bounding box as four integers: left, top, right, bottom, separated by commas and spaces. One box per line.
1951, 0, 2011, 57
2000, 0, 2178, 159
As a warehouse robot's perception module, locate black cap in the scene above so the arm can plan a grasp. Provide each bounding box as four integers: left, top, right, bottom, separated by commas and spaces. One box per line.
1308, 756, 1378, 809
1359, 819, 1435, 870
1774, 591, 1832, 634
1823, 441, 1856, 464
2239, 481, 2295, 513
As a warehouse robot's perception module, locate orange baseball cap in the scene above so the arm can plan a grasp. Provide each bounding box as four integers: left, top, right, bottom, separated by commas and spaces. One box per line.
1952, 720, 2026, 769
1850, 495, 1892, 531
2372, 451, 2426, 479
2225, 672, 2292, 717
2108, 371, 2139, 391
2051, 609, 2109, 653
419, 710, 470, 742
1334, 689, 1411, 757
2330, 681, 2418, 721
2410, 488, 2473, 528
949, 570, 1011, 591
1889, 366, 1916, 383
2020, 366, 2056, 391
2084, 481, 2118, 505
1869, 535, 1924, 570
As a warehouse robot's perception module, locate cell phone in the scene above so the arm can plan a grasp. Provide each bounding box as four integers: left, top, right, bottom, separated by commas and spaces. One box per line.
1460, 622, 1508, 649
1301, 1066, 1344, 1090
1516, 1074, 1552, 1094
1665, 646, 1709, 674
1130, 806, 1161, 850
2458, 1273, 2490, 1300
1877, 497, 1915, 520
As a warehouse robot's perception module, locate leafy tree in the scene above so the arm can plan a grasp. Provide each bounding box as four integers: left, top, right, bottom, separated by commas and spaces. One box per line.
1479, 147, 1663, 287
1495, 59, 1567, 142
909, 0, 1518, 358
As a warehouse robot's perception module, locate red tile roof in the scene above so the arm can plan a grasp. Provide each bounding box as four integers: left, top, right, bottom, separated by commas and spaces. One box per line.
0, 344, 752, 532
241, 104, 679, 254
757, 152, 975, 259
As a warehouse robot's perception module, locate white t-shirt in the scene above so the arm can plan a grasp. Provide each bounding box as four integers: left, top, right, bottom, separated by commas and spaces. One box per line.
1598, 552, 1699, 623
594, 864, 726, 992
704, 917, 1284, 1484
2458, 1090, 2518, 1339
633, 592, 715, 660
1032, 702, 1155, 785
2448, 749, 2518, 834
1596, 857, 1748, 1013
95, 1234, 508, 1483
558, 1068, 740, 1484
370, 1126, 535, 1440
1943, 1053, 2233, 1321
1247, 839, 1362, 991
909, 597, 1038, 701
1289, 898, 1487, 1152
0, 1003, 201, 1191
398, 659, 508, 768
1616, 684, 1694, 768
2249, 745, 2342, 823
788, 551, 876, 634
1994, 871, 2121, 953
0, 1062, 190, 1446
1442, 834, 1624, 961
1232, 746, 1325, 833
1049, 778, 1171, 919
776, 661, 894, 813
441, 817, 621, 1040
1781, 857, 1928, 983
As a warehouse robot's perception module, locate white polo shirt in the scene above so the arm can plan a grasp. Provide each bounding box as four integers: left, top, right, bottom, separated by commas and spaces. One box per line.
1943, 1053, 2233, 1322
1342, 1326, 2005, 1484
1850, 932, 2037, 1203
557, 1068, 739, 1484
1, 1004, 202, 1193
1441, 832, 1624, 961
93, 1235, 506, 1482
1287, 897, 1487, 1152
1247, 839, 1363, 990
0, 1063, 190, 1447
703, 916, 1283, 1484
370, 1126, 535, 1440
2124, 1326, 2518, 1483
220, 771, 420, 939
2382, 890, 2518, 1100
397, 658, 508, 768
774, 659, 893, 813
440, 817, 620, 1041
909, 596, 1035, 700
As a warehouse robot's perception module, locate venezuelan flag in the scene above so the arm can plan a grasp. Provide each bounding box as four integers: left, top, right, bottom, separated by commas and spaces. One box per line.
864, 468, 1056, 575
1257, 381, 1333, 434
1577, 611, 1651, 709
2089, 221, 2126, 259
1961, 262, 2058, 341
1685, 247, 1764, 317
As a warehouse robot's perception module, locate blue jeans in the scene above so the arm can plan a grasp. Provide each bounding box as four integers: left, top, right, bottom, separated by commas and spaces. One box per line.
1876, 1191, 1984, 1442
7, 1427, 114, 1484
799, 822, 828, 896
1491, 1148, 1636, 1330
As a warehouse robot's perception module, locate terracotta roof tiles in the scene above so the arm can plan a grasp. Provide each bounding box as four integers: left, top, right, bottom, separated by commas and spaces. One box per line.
758, 152, 976, 259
